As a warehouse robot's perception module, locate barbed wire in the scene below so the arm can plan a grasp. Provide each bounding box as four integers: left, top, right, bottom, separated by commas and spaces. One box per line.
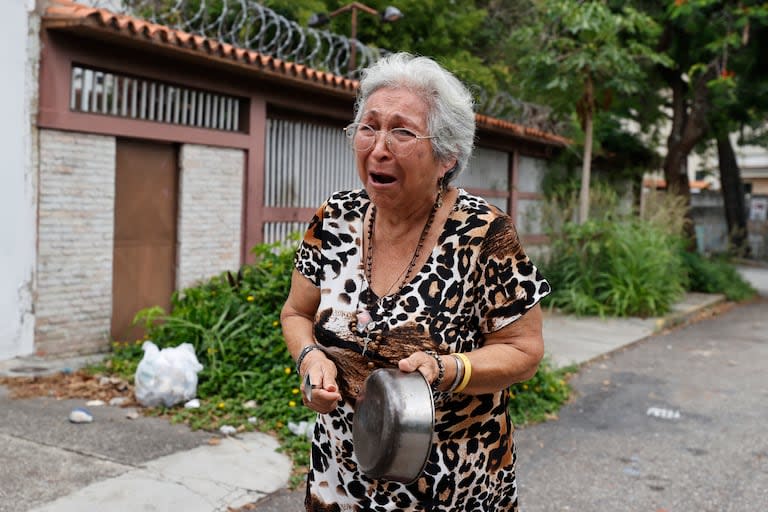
90, 0, 562, 133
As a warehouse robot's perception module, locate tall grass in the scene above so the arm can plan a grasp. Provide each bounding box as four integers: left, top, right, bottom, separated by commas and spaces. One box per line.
542, 219, 688, 317
536, 179, 756, 316
536, 179, 692, 317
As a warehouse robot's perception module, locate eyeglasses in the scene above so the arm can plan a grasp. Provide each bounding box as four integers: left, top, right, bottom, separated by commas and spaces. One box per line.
344, 122, 436, 157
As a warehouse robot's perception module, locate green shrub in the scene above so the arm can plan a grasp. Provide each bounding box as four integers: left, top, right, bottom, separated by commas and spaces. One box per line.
543, 219, 688, 317
682, 252, 756, 301
128, 242, 316, 462
509, 357, 575, 425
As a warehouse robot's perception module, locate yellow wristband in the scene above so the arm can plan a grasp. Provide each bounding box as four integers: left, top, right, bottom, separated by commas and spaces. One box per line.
452, 353, 472, 393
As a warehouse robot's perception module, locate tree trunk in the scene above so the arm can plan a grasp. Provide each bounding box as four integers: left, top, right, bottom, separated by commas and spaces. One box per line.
661, 62, 718, 247
717, 133, 750, 256
578, 74, 594, 224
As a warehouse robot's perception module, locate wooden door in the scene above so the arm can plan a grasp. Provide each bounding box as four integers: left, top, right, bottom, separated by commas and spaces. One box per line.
111, 139, 178, 342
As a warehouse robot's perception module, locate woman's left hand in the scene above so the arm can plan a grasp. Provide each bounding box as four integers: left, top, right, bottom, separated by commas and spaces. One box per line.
398, 351, 445, 389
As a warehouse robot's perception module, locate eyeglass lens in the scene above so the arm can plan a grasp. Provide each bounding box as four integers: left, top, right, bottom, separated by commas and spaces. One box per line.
345, 124, 421, 157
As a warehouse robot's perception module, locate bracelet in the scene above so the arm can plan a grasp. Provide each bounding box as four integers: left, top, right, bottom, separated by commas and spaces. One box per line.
425, 350, 445, 391
452, 353, 472, 394
447, 354, 464, 393
295, 345, 322, 375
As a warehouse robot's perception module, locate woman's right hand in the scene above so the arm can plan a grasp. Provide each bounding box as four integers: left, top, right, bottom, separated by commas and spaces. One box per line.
300, 350, 341, 414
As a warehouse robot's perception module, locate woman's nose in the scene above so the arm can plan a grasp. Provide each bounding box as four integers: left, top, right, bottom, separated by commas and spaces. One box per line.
371, 130, 392, 155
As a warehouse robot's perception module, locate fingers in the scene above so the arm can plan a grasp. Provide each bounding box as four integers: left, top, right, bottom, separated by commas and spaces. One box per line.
302, 360, 340, 414
398, 351, 439, 383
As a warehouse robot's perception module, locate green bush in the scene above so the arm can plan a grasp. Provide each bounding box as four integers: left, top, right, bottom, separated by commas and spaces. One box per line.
509, 358, 575, 425
128, 241, 316, 469
542, 219, 688, 317
682, 252, 756, 301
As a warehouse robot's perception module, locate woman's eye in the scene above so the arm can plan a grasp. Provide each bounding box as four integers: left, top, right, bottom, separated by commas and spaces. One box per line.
391, 129, 416, 140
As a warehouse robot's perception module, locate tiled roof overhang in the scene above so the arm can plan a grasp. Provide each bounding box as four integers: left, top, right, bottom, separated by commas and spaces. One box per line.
43, 0, 569, 148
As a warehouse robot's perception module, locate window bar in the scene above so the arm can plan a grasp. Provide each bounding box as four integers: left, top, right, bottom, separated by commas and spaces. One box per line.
70, 66, 82, 111
81, 68, 91, 112
130, 79, 138, 118
181, 88, 189, 125
173, 87, 181, 124
204, 93, 212, 128
232, 99, 240, 131
197, 91, 205, 127
148, 82, 157, 121
157, 84, 165, 122
101, 73, 110, 114
88, 71, 103, 112
211, 94, 219, 129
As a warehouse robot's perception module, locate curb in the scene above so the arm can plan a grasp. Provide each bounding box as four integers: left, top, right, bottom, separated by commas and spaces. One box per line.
653, 293, 727, 332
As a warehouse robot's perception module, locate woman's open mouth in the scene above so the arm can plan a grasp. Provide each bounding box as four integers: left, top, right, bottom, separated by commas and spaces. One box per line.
370, 172, 396, 184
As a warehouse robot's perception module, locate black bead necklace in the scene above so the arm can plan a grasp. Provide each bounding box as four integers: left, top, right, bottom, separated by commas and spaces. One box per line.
354, 194, 440, 355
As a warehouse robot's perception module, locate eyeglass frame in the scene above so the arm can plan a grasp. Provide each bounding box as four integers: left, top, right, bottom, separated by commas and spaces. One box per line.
343, 122, 437, 157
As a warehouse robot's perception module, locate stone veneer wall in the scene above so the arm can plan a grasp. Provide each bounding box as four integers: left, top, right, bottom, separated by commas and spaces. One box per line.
176, 144, 244, 290
36, 130, 116, 356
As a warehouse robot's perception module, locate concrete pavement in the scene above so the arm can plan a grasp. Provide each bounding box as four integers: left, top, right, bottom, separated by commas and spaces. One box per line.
0, 264, 765, 511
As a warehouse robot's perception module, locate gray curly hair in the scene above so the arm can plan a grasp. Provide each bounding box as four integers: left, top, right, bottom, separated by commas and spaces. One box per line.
353, 52, 476, 183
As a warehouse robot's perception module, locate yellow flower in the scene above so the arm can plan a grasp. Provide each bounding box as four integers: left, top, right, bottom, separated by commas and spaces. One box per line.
247, 296, 255, 302
523, 384, 529, 390
276, 421, 284, 428
289, 400, 296, 407
284, 367, 292, 375
509, 393, 516, 399
272, 320, 279, 327
217, 402, 226, 409
292, 388, 300, 395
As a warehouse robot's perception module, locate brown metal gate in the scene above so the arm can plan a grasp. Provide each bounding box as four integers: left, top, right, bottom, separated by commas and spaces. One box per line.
111, 139, 178, 342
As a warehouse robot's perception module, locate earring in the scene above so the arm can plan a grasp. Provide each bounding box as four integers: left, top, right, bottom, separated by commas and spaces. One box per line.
436, 176, 444, 208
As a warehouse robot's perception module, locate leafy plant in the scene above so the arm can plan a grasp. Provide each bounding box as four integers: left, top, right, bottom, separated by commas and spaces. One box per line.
509, 357, 576, 425
682, 252, 756, 302
543, 218, 688, 317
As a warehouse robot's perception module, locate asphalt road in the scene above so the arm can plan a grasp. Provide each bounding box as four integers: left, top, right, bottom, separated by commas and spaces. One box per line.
516, 298, 768, 511
248, 298, 768, 512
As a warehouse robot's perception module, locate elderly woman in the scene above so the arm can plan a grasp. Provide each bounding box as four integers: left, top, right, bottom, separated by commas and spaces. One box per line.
280, 52, 550, 511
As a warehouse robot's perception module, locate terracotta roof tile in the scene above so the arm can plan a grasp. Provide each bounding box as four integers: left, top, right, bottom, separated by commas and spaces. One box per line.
43, 0, 567, 147
476, 113, 569, 146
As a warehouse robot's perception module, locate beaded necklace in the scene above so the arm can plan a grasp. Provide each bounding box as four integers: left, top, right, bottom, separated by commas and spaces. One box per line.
353, 193, 440, 355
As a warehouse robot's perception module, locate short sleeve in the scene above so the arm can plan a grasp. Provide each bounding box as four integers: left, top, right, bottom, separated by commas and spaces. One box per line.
474, 215, 551, 333
294, 202, 327, 287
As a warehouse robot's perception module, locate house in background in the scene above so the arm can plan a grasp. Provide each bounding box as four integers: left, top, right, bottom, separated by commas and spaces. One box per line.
0, 0, 567, 361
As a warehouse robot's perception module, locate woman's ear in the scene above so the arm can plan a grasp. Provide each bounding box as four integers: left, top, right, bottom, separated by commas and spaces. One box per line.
441, 161, 458, 181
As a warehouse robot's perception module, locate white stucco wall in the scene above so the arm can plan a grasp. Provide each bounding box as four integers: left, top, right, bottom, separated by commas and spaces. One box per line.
0, 1, 39, 360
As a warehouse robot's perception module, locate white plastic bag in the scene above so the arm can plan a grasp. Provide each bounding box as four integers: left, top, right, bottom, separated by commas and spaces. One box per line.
134, 341, 204, 407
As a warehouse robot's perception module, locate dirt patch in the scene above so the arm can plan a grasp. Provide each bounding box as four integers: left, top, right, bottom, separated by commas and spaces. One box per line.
0, 370, 138, 406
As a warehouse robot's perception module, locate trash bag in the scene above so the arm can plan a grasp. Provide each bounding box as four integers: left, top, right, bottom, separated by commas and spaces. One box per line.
134, 341, 204, 407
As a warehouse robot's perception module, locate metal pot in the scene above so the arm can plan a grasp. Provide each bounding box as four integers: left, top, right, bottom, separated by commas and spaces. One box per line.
352, 368, 435, 484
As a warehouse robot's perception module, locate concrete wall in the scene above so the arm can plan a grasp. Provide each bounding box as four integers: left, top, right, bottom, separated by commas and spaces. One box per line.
0, 1, 40, 359
177, 144, 244, 290
517, 155, 548, 236
36, 131, 116, 356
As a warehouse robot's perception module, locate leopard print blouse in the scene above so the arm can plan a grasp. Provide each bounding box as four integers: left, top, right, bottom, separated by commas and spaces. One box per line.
294, 188, 550, 511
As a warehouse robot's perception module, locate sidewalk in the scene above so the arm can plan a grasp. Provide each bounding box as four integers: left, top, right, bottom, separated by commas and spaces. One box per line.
1, 265, 766, 512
